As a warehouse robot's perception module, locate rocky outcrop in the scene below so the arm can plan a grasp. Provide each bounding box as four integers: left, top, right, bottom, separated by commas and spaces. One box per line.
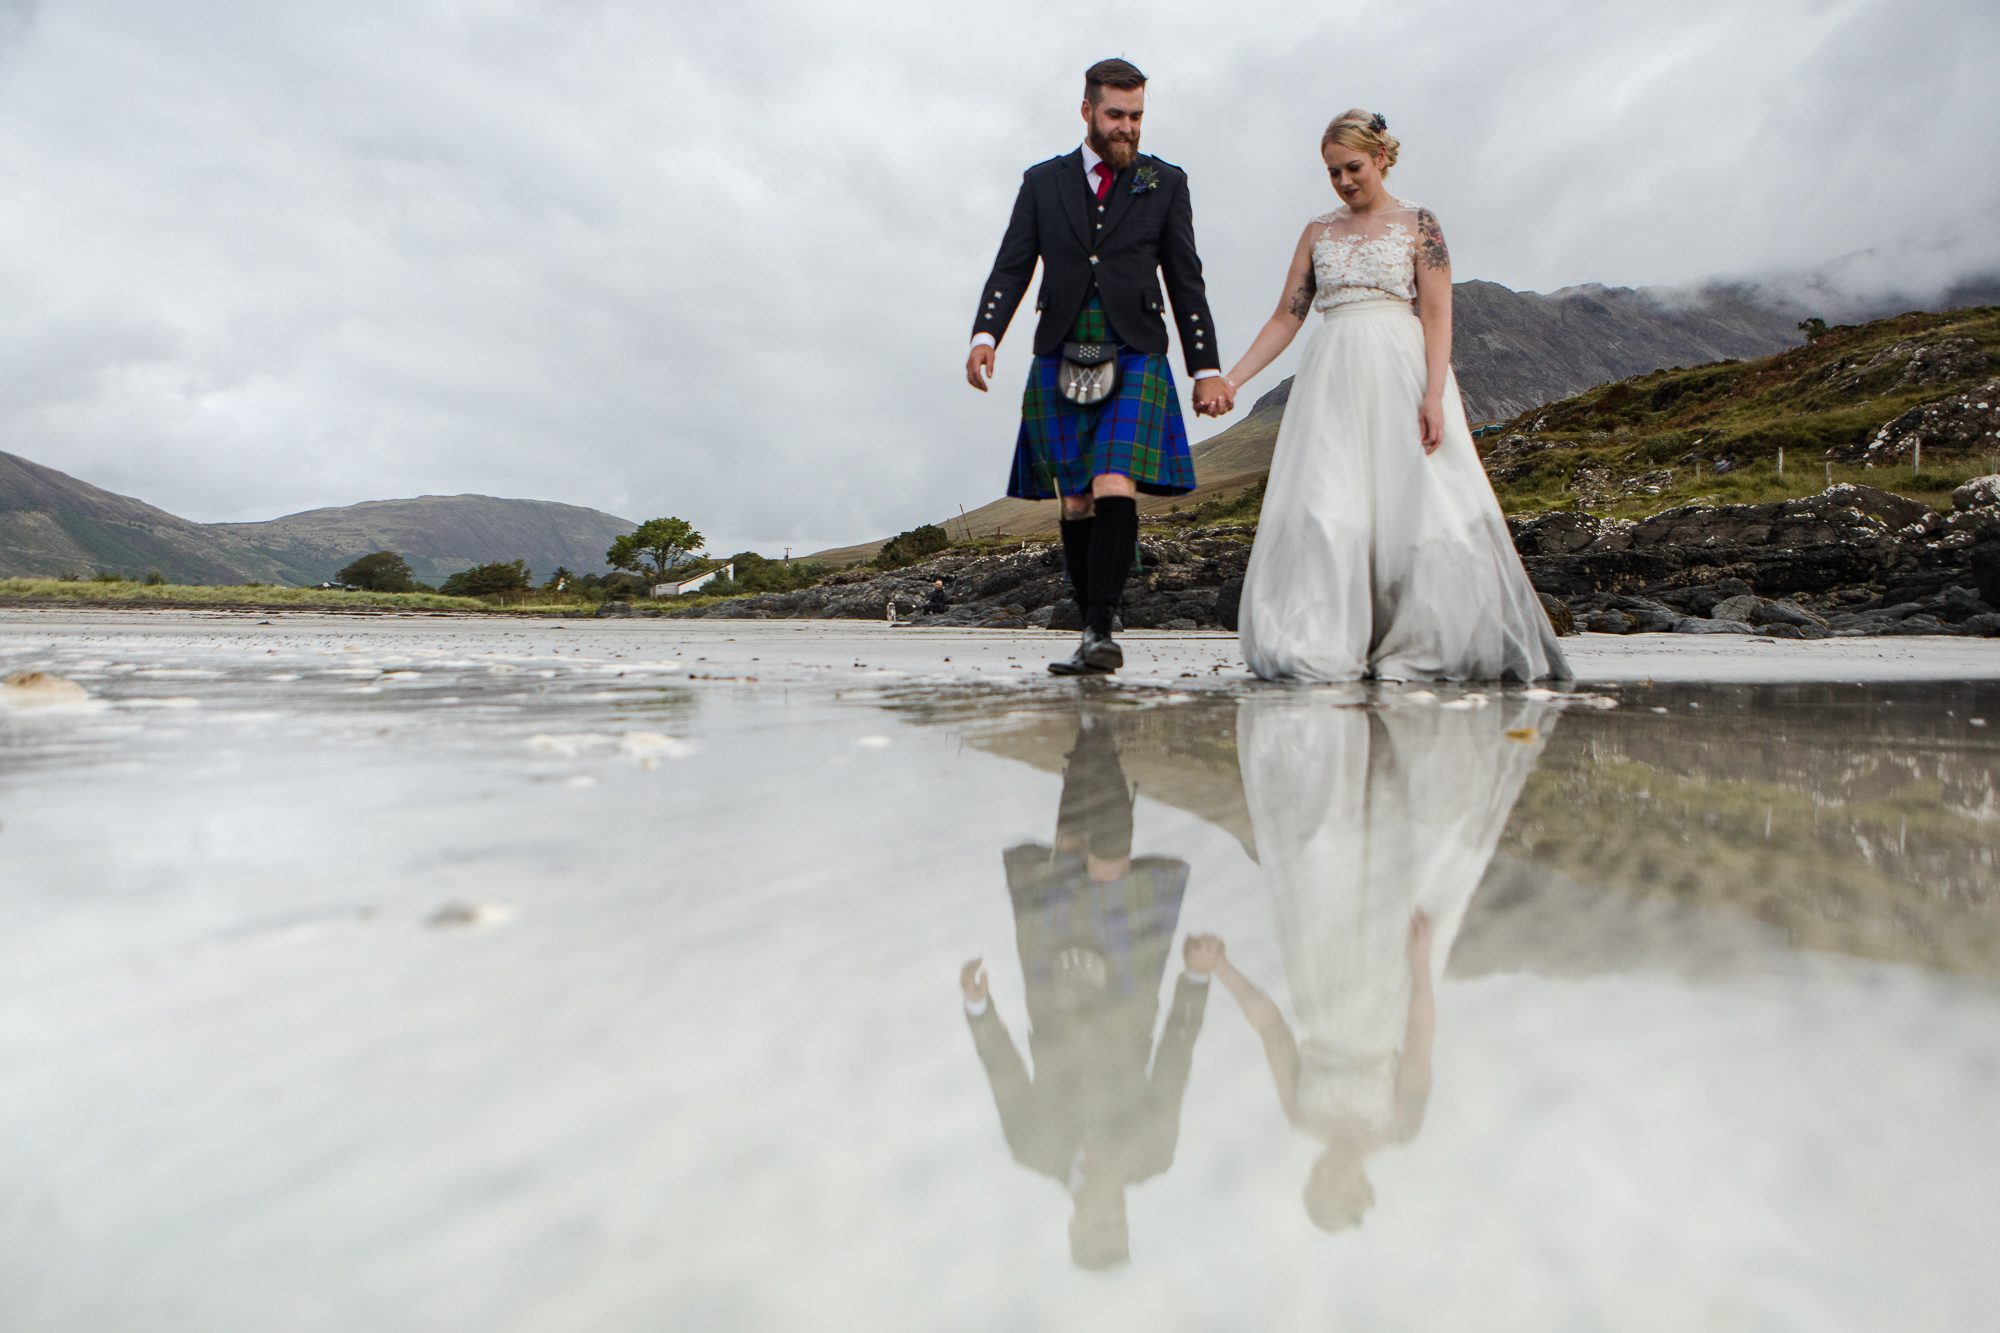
1840, 377, 2000, 464
687, 485, 2000, 639
1518, 482, 2000, 636
673, 533, 1254, 630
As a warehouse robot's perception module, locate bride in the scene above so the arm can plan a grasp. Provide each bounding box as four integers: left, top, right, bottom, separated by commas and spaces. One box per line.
1222, 110, 1569, 682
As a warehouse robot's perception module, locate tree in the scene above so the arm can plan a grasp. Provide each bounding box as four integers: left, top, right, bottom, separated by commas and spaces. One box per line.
608, 518, 705, 582
441, 559, 533, 599
874, 523, 950, 570
544, 565, 576, 592
337, 550, 416, 592
1798, 316, 1830, 342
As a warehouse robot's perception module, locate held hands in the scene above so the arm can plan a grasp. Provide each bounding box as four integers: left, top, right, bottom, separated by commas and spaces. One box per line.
1183, 932, 1226, 973
1193, 377, 1236, 418
1418, 393, 1445, 455
959, 958, 989, 1004
965, 344, 996, 392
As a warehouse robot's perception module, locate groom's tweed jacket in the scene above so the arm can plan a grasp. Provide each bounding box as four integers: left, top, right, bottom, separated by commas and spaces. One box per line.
972, 150, 1220, 376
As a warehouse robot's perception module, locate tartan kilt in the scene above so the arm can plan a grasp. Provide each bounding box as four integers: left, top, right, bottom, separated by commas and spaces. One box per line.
1006, 349, 1198, 500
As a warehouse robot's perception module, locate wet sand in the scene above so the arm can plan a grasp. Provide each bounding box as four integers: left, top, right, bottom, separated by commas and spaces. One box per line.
5, 608, 1999, 686
4, 612, 1998, 1331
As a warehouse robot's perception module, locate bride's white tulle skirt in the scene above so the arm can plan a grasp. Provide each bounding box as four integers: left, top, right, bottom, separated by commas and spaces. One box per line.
1239, 299, 1571, 683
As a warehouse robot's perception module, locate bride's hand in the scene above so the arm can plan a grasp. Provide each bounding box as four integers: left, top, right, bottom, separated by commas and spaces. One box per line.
1418, 394, 1445, 455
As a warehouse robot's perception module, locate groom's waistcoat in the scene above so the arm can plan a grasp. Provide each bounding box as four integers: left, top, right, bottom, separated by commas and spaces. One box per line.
973, 151, 1219, 375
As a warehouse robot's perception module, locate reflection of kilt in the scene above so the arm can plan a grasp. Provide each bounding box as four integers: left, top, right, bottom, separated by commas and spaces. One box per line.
1007, 350, 1197, 500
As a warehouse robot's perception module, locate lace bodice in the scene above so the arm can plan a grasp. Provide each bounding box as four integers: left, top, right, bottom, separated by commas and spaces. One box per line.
1310, 201, 1427, 311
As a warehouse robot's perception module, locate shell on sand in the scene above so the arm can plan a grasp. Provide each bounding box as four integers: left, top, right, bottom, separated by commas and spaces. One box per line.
2, 671, 91, 706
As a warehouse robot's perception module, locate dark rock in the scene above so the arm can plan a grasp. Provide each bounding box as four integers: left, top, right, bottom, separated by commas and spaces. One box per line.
1755, 623, 1809, 640
1510, 510, 1622, 556
1673, 617, 1756, 634
1711, 594, 1830, 629
1653, 578, 1754, 614
1962, 613, 2000, 637
1935, 585, 1994, 623
1604, 595, 1680, 632
1215, 577, 1244, 632
1952, 474, 2000, 512
594, 599, 635, 617
1973, 542, 2000, 607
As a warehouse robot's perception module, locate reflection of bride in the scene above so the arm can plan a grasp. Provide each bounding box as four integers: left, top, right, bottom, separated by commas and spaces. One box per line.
1202, 692, 1554, 1230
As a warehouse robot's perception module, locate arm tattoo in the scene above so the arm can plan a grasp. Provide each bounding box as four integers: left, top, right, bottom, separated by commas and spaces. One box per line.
1415, 208, 1450, 271
1287, 265, 1317, 318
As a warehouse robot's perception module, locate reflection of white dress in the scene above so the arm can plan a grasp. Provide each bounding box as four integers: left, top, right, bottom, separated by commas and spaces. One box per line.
1238, 692, 1555, 1135
1239, 203, 1569, 683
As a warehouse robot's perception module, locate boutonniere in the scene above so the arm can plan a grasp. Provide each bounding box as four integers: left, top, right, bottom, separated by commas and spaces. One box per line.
1130, 165, 1160, 196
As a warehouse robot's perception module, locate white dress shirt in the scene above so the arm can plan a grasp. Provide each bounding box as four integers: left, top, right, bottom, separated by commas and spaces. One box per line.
972, 144, 1218, 380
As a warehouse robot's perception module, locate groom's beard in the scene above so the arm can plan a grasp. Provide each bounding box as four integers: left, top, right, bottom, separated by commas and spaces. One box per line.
1088, 126, 1139, 171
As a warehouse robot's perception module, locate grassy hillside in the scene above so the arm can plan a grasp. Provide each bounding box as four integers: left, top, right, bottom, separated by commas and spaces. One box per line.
0, 451, 286, 583
0, 450, 642, 586
1482, 305, 2000, 518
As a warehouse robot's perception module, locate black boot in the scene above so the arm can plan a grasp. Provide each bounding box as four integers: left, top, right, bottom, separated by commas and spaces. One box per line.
1048, 624, 1123, 675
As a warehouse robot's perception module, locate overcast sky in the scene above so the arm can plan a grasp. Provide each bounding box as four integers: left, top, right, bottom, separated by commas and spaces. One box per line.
2, 0, 1995, 556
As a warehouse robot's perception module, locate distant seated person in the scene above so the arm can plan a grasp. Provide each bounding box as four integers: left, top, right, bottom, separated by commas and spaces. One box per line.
926, 579, 950, 615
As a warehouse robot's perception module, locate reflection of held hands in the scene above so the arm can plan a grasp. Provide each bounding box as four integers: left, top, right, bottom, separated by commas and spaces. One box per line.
959, 958, 988, 1003
1183, 933, 1226, 973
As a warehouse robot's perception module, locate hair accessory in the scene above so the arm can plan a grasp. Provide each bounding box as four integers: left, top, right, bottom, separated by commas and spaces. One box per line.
1369, 112, 1387, 133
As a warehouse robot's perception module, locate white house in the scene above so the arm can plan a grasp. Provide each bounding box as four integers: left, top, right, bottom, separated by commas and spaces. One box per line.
650, 562, 733, 597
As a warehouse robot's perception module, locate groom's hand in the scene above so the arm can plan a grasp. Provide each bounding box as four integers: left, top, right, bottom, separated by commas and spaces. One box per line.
965, 344, 995, 392
1192, 377, 1233, 417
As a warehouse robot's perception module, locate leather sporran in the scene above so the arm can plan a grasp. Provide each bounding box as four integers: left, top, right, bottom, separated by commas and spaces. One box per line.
1057, 340, 1120, 407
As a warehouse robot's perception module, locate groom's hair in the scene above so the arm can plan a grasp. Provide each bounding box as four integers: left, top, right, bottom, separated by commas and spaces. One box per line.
1084, 58, 1147, 104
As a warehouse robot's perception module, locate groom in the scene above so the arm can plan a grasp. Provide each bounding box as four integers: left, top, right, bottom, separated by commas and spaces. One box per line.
965, 58, 1233, 676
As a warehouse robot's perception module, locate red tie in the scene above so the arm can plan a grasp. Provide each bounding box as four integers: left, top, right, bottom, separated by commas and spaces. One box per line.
1092, 161, 1112, 202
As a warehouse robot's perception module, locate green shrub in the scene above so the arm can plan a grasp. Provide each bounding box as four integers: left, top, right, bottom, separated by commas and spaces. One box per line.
338, 551, 417, 592
440, 559, 532, 600
874, 524, 951, 570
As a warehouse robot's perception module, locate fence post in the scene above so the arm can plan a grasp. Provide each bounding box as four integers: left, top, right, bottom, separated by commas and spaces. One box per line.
1777, 447, 1784, 478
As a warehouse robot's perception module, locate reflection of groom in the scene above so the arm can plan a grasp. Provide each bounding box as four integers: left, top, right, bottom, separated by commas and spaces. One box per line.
964, 58, 1232, 676
958, 714, 1214, 1269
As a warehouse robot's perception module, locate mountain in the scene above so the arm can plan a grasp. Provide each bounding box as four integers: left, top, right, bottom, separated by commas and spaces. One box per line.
1451, 278, 1803, 421
212, 495, 637, 585
0, 450, 638, 584
0, 451, 287, 583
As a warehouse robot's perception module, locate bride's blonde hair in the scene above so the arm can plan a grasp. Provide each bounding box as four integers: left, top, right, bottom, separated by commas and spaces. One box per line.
1322, 108, 1400, 172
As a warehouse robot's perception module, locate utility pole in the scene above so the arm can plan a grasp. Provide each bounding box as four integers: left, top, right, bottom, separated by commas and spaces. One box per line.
958, 505, 971, 542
